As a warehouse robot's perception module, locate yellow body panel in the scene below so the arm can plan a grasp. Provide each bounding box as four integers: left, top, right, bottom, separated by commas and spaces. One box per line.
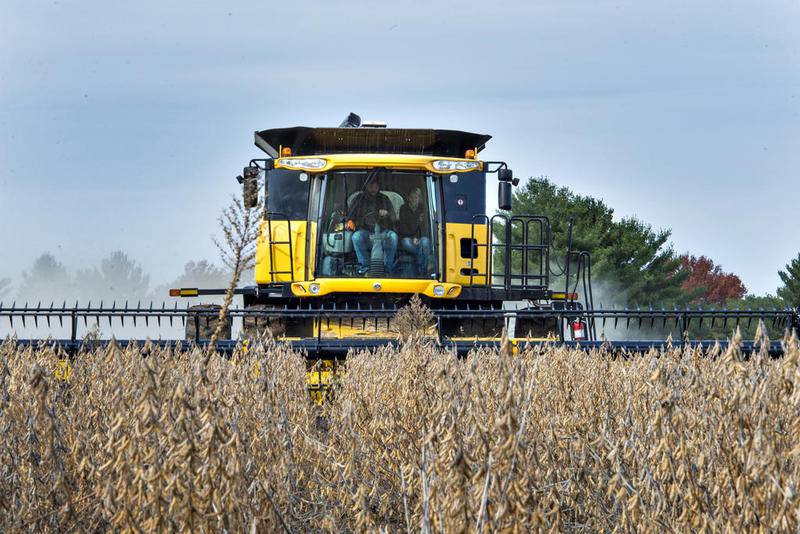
255, 220, 315, 284
318, 322, 396, 339
444, 222, 489, 286
275, 154, 483, 173
306, 360, 337, 405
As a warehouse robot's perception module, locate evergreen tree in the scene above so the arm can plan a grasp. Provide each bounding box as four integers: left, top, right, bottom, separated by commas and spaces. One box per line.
777, 253, 800, 307
510, 177, 694, 307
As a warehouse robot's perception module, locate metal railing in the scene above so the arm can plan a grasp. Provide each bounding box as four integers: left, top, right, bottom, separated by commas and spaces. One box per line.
467, 214, 550, 291
2, 302, 797, 356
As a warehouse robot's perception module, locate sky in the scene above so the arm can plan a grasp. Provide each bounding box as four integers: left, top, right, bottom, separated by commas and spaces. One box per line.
1, 0, 798, 296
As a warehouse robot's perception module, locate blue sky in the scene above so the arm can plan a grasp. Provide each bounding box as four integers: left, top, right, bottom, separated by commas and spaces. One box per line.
1, 0, 798, 296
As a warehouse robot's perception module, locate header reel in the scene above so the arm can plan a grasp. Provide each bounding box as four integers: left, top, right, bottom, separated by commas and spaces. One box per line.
2, 300, 797, 358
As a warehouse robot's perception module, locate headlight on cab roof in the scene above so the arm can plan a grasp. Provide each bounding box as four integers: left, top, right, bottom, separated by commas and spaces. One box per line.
279, 157, 327, 170
431, 160, 481, 171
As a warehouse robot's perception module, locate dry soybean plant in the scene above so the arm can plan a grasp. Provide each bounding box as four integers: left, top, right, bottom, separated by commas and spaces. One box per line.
0, 330, 799, 532
209, 190, 263, 352
392, 294, 435, 340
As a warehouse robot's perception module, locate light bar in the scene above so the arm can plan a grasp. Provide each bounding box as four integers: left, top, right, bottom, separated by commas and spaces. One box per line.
278, 157, 327, 170
431, 160, 481, 171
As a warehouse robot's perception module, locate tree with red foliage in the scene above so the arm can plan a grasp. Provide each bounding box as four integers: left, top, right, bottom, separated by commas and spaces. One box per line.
679, 255, 746, 305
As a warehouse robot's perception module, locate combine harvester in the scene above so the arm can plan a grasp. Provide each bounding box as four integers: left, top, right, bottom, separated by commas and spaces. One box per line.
3, 114, 798, 373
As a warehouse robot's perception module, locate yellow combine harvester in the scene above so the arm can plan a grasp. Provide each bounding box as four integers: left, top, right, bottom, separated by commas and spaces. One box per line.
5, 119, 795, 397
174, 113, 595, 395
234, 114, 570, 334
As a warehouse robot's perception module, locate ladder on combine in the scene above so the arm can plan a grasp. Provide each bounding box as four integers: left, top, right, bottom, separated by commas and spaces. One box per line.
264, 212, 296, 282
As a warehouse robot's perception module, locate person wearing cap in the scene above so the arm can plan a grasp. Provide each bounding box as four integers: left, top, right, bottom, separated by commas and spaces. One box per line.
347, 173, 398, 275
397, 187, 431, 276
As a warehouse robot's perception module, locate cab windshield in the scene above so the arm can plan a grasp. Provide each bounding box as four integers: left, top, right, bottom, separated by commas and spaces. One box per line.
317, 169, 437, 279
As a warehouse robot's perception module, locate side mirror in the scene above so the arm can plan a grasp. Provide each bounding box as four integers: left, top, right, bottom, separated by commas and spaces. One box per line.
498, 168, 513, 182
498, 181, 512, 210
242, 166, 259, 208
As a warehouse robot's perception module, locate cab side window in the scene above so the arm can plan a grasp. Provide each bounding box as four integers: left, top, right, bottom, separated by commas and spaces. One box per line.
267, 170, 310, 220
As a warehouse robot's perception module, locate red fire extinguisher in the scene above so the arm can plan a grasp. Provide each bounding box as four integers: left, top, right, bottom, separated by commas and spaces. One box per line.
571, 319, 587, 341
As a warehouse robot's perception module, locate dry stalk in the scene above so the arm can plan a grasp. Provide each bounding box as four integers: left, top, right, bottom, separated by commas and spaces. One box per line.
206, 191, 263, 377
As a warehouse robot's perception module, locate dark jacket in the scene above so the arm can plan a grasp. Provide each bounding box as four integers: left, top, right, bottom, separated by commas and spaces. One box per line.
397, 203, 429, 238
348, 192, 396, 231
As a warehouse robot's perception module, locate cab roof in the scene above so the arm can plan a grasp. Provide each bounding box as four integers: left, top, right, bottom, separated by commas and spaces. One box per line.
254, 127, 491, 158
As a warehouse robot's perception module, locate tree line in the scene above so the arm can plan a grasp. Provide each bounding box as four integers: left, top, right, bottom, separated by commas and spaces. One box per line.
510, 177, 800, 309
0, 254, 240, 304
